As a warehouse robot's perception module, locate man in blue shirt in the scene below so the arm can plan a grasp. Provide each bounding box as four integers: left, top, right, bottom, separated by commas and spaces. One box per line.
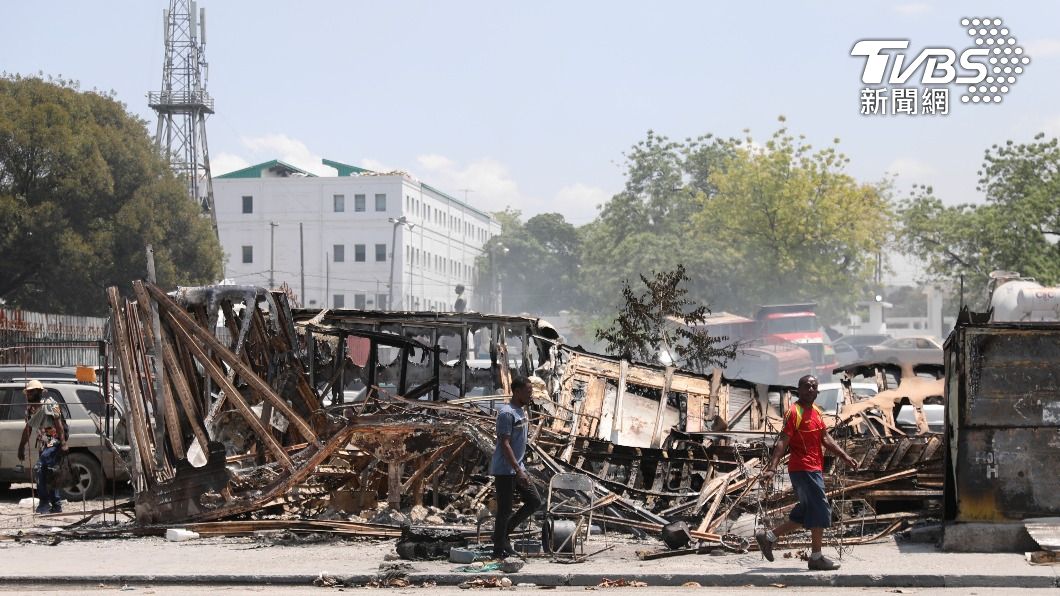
490, 375, 541, 559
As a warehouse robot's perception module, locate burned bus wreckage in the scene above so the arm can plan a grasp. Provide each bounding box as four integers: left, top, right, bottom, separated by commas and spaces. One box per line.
97, 282, 945, 555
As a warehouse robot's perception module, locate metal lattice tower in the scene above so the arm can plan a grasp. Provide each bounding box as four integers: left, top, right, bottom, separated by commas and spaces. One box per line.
149, 0, 217, 235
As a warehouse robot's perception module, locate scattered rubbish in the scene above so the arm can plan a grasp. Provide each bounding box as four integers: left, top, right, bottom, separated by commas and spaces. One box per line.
164, 528, 199, 542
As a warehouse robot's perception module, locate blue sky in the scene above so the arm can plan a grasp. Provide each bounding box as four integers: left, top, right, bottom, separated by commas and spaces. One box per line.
4, 1, 1059, 282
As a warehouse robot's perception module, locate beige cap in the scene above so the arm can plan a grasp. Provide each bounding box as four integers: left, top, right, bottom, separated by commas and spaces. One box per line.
24, 379, 44, 392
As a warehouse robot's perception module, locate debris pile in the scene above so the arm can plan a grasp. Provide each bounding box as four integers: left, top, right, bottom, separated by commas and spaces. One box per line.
94, 282, 943, 554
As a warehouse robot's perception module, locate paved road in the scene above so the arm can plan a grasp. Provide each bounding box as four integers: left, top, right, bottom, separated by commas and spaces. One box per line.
4, 587, 1060, 595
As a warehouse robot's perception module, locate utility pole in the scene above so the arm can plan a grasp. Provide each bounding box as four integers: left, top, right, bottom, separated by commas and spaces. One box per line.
269, 221, 278, 289
149, 0, 217, 238
299, 222, 304, 304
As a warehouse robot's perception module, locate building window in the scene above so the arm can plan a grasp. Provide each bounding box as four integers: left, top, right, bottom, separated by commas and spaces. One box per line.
355, 194, 366, 212
241, 245, 253, 263
375, 193, 387, 212
355, 244, 366, 262
242, 196, 253, 214
333, 244, 344, 262
333, 294, 345, 309
375, 243, 386, 262
333, 194, 345, 212
354, 294, 366, 310
376, 293, 388, 310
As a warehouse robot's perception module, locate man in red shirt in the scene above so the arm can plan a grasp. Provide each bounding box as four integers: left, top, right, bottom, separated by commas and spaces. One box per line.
755, 375, 858, 571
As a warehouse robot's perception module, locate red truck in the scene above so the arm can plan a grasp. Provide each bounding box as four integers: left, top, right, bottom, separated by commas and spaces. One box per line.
753, 303, 837, 379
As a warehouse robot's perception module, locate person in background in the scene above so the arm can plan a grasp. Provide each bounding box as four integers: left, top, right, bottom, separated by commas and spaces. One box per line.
18, 380, 68, 514
489, 375, 542, 559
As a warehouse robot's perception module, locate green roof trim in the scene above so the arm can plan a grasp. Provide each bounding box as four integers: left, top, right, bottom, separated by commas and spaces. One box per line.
216, 159, 316, 179
322, 158, 373, 176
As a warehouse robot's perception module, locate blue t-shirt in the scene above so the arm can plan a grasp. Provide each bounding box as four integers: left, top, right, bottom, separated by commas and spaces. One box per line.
490, 404, 528, 476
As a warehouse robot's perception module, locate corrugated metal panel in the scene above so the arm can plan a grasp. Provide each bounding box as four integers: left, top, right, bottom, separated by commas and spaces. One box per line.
729, 387, 754, 431
0, 308, 107, 366
0, 308, 107, 340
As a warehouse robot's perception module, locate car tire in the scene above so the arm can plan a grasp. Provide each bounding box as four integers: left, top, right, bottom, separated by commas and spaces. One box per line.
60, 452, 104, 501
0, 482, 9, 493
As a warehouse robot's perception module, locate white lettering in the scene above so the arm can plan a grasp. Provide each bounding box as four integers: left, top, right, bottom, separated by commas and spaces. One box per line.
891, 50, 935, 84
851, 40, 910, 84
957, 48, 990, 83
922, 50, 957, 84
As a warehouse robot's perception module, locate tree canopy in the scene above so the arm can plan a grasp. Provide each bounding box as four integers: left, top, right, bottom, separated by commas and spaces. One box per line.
694, 123, 891, 321
579, 120, 890, 324
897, 133, 1060, 308
476, 209, 582, 315
0, 75, 222, 315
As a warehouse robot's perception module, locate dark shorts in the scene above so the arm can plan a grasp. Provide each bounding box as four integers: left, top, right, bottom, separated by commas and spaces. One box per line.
788, 470, 831, 529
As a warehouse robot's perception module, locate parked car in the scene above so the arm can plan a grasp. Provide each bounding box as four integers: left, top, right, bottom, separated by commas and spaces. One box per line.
833, 334, 891, 358
895, 403, 944, 433
0, 382, 127, 500
862, 335, 943, 365
815, 382, 878, 416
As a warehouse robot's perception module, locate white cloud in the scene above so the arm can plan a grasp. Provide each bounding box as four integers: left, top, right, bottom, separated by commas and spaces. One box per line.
413, 153, 610, 224
238, 133, 331, 176
893, 3, 930, 15
1024, 39, 1060, 58
886, 157, 936, 181
552, 183, 609, 224
211, 152, 250, 176
415, 154, 522, 207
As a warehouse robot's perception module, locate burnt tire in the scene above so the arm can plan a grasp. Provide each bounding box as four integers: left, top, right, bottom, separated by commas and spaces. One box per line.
59, 452, 104, 501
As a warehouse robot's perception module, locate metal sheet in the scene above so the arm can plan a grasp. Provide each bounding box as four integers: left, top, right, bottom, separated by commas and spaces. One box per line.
963, 329, 1060, 428
954, 427, 1060, 522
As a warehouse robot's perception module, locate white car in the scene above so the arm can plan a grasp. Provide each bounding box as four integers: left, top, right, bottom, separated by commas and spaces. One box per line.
815, 382, 878, 416
895, 403, 944, 433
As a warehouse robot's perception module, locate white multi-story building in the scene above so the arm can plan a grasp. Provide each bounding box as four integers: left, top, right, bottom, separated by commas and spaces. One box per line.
213, 159, 500, 311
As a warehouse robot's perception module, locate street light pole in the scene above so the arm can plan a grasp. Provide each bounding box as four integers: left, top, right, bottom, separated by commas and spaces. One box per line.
269, 221, 278, 289
388, 216, 414, 310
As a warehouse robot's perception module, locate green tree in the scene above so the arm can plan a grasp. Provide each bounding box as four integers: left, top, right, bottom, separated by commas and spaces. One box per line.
595, 264, 734, 370
898, 134, 1060, 308
580, 130, 738, 313
694, 120, 891, 322
476, 209, 583, 314
0, 75, 222, 315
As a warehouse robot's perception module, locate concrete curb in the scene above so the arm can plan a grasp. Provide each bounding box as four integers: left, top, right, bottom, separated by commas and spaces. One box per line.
0, 572, 1055, 588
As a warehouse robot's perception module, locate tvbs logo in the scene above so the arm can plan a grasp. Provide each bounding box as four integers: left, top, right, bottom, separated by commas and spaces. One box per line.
852, 18, 1029, 114
852, 40, 988, 85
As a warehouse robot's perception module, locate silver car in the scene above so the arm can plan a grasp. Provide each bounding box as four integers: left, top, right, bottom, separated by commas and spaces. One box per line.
0, 382, 127, 500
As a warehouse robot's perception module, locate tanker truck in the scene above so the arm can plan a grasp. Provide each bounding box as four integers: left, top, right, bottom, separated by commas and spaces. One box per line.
987, 271, 1060, 322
